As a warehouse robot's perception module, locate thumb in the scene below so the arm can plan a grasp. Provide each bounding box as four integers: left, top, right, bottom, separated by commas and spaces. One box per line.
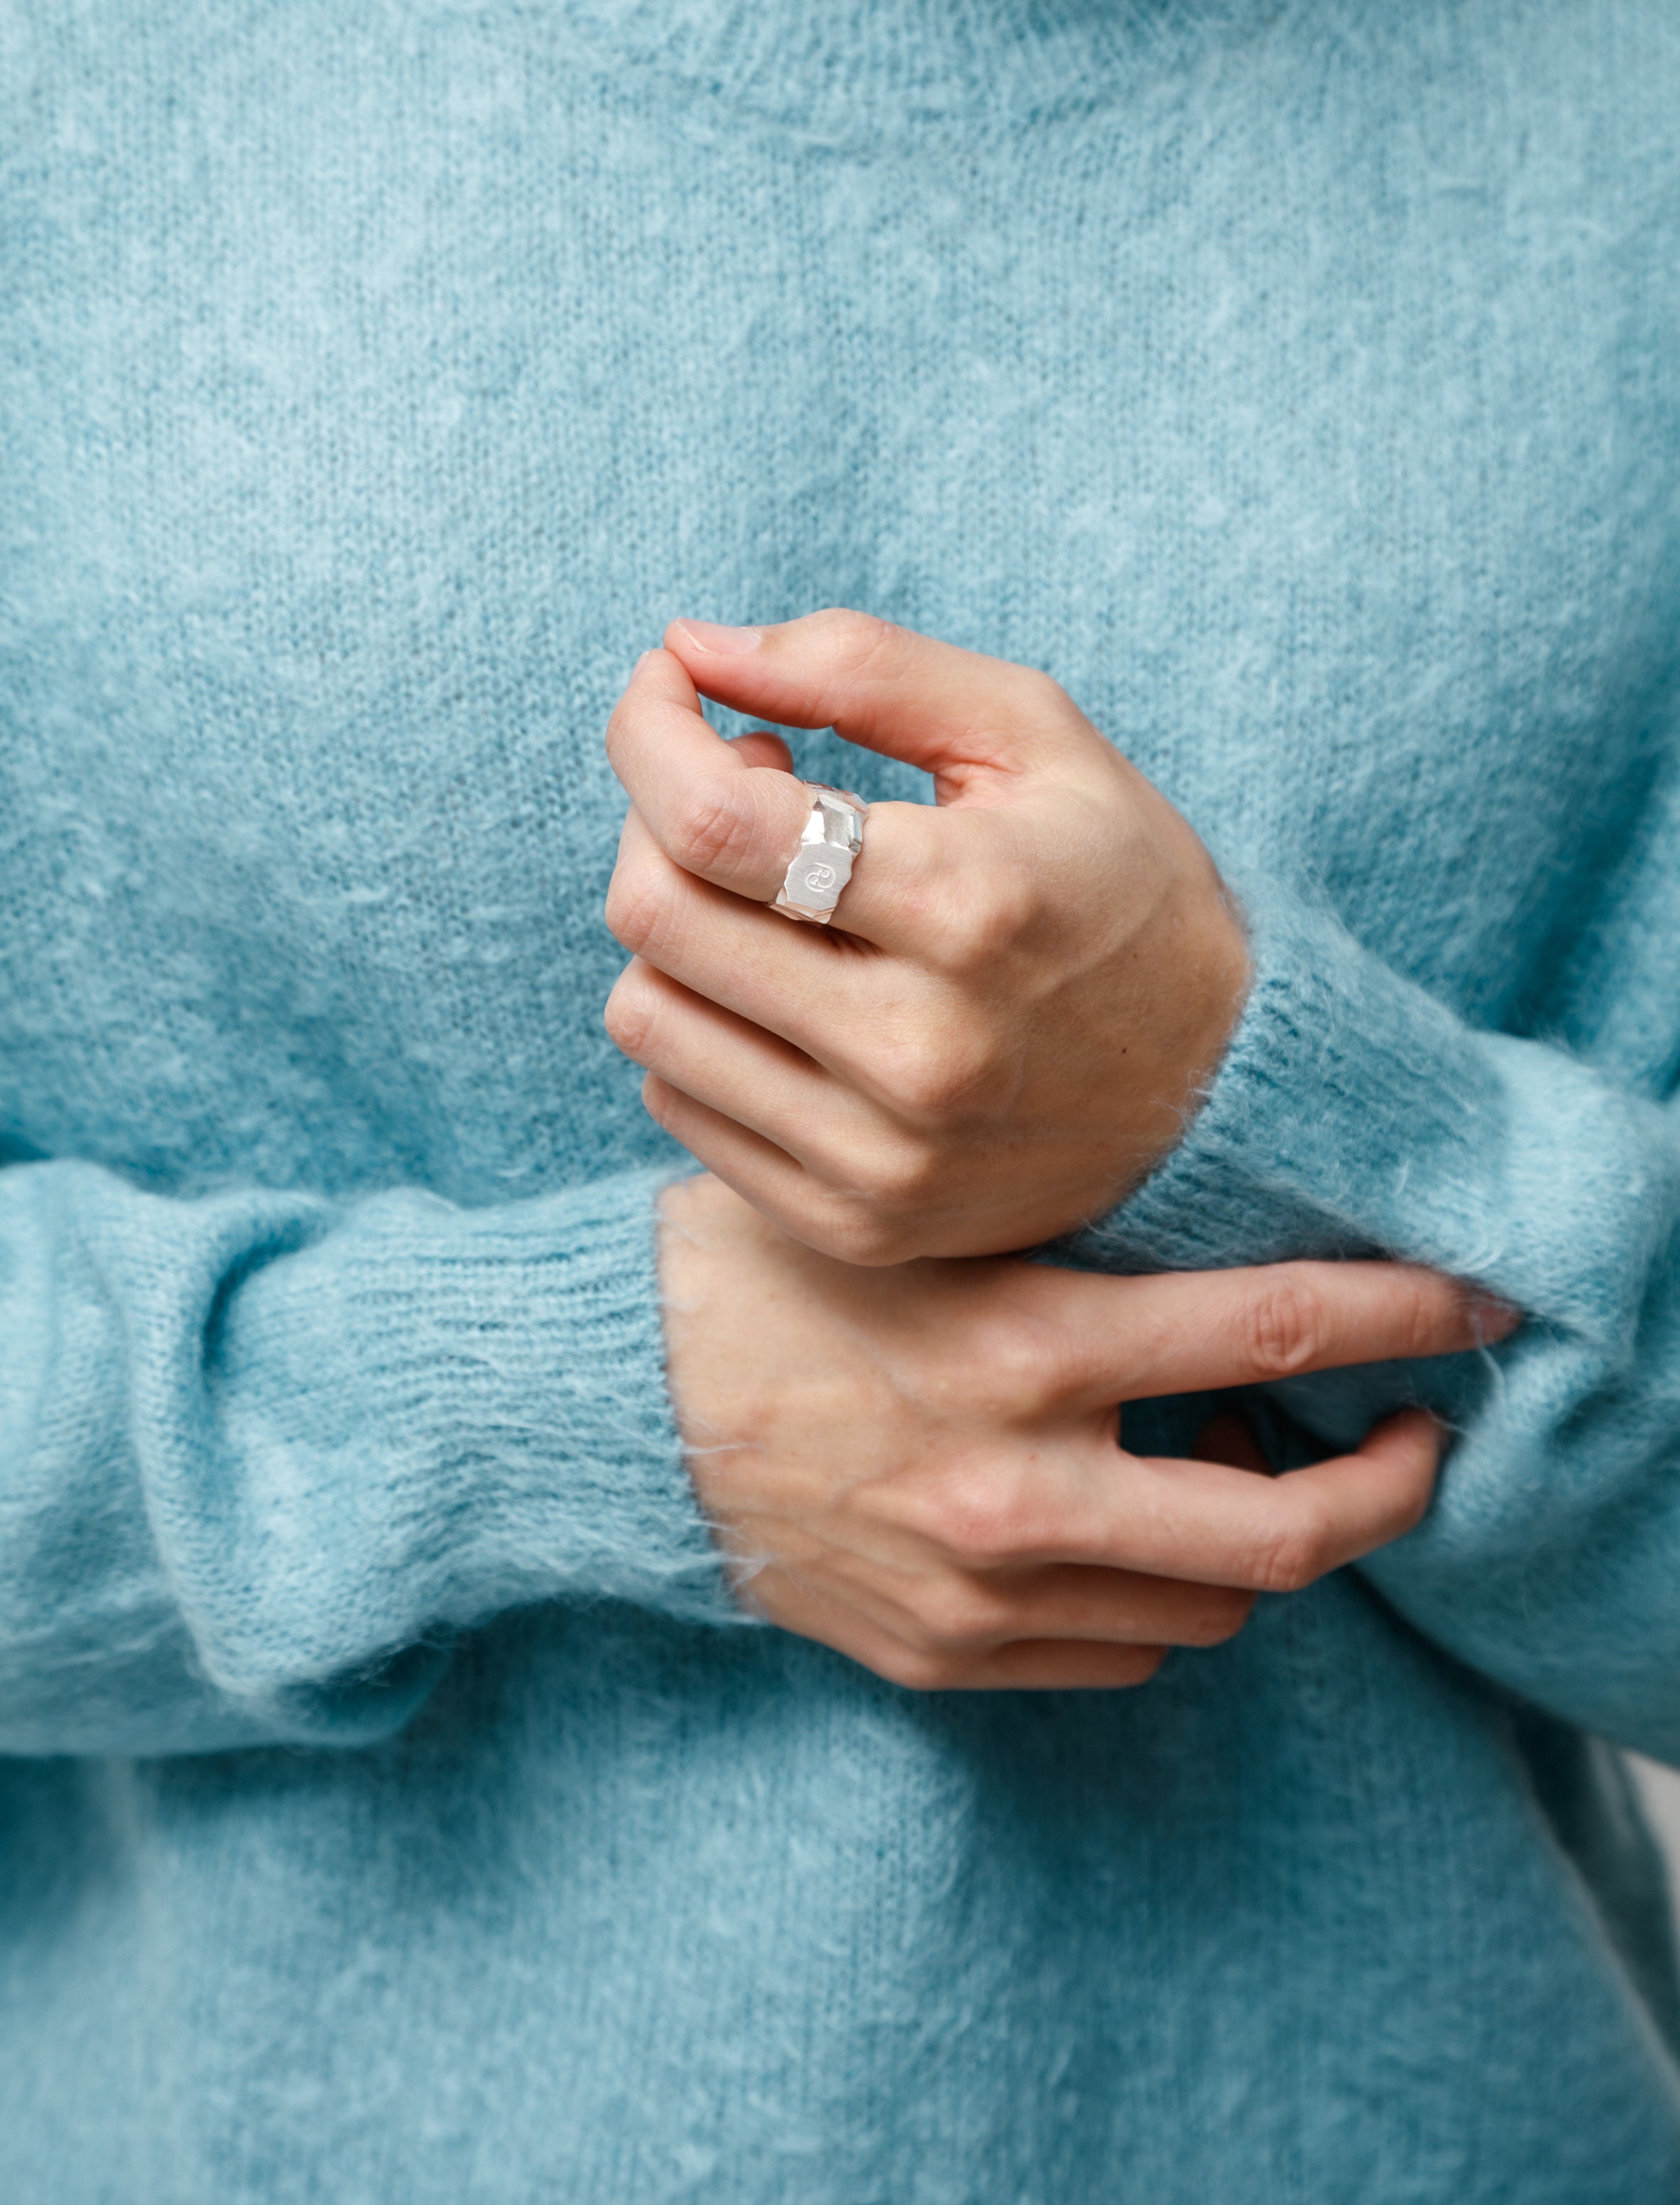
663, 609, 1094, 795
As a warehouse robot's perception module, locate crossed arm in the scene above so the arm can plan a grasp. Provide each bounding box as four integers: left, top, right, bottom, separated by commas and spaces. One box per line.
605, 612, 1680, 1749
3, 613, 1669, 1756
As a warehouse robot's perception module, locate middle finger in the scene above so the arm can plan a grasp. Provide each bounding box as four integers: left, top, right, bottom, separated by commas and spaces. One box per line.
604, 645, 956, 955
607, 808, 932, 1086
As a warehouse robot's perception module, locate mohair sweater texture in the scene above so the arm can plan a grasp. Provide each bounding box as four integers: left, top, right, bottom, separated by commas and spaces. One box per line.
4, 1, 1680, 2197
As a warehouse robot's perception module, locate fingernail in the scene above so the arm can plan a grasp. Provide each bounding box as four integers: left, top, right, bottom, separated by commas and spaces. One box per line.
1469, 1293, 1521, 1341
674, 620, 762, 656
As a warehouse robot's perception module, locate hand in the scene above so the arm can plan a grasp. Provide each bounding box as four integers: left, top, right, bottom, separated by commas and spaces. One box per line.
605, 611, 1249, 1264
662, 1176, 1514, 1691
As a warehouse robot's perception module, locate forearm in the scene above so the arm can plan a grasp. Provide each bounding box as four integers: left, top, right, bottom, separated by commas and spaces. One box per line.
1063, 874, 1680, 1754
0, 1158, 743, 1758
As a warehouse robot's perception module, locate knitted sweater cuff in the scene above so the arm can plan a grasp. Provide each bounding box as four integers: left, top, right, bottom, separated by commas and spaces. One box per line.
1056, 873, 1509, 1280
214, 1165, 751, 1693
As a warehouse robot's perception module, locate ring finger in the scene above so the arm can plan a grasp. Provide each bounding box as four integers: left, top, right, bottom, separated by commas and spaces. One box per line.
607, 808, 908, 1081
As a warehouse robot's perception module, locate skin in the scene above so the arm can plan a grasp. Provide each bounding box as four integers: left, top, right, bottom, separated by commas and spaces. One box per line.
664, 1174, 1514, 1689
604, 610, 1251, 1265
605, 610, 1517, 1687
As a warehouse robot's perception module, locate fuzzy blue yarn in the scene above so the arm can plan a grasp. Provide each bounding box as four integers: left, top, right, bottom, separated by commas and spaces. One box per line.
4, 1, 1680, 2197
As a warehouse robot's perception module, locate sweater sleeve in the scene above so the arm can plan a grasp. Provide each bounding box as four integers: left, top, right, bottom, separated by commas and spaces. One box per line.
1063, 875, 1680, 1763
0, 1158, 745, 1760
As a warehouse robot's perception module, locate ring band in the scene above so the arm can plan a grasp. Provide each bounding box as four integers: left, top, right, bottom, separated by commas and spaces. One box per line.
772, 782, 868, 926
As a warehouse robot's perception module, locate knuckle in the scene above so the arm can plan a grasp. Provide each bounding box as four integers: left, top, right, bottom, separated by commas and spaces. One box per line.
602, 972, 655, 1058
967, 1314, 1078, 1416
924, 1466, 1036, 1568
602, 863, 670, 955
639, 1073, 678, 1131
1249, 1509, 1332, 1595
851, 1135, 945, 1212
881, 1033, 991, 1121
673, 787, 757, 879
1403, 1273, 1455, 1359
915, 1573, 1010, 1652
602, 695, 634, 770
930, 861, 1041, 977
808, 1204, 910, 1268
811, 607, 899, 676
879, 1645, 964, 1694
1244, 1275, 1331, 1379
1016, 665, 1073, 718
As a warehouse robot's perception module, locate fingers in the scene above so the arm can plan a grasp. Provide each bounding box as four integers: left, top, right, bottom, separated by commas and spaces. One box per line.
605, 652, 974, 953
605, 650, 813, 903
608, 957, 993, 1245
642, 1076, 923, 1265
751, 1408, 1440, 1694
893, 1641, 1169, 1693
607, 957, 870, 1170
663, 610, 1091, 787
883, 1561, 1255, 1654
639, 1075, 817, 1236
607, 808, 873, 1056
762, 1552, 1249, 1694
608, 808, 972, 1078
1027, 1259, 1519, 1411
1099, 1409, 1445, 1590
869, 1406, 1442, 1590
756, 1572, 1171, 1694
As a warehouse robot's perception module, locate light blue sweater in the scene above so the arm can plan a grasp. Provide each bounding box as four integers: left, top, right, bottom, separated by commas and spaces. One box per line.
4, 2, 1680, 2197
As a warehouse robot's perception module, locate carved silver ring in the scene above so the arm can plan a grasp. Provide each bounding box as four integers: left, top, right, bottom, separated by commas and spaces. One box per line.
772, 783, 868, 926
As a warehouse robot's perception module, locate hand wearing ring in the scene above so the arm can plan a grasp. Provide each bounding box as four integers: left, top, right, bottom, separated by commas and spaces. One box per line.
603, 610, 1250, 1265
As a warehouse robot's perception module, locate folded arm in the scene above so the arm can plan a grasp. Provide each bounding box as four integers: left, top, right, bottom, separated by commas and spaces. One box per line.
1075, 874, 1680, 1760
599, 611, 1680, 1755
0, 1159, 740, 1758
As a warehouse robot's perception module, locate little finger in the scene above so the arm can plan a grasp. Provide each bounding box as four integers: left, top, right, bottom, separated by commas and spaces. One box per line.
809, 1545, 1250, 1660
974, 1563, 1255, 1651
933, 1640, 1167, 1692
746, 1577, 1166, 1694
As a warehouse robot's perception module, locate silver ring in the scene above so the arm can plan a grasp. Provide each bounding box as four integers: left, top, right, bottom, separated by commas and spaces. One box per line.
772, 782, 868, 926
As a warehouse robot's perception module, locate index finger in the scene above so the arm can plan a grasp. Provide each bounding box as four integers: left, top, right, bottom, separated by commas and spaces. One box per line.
605, 649, 813, 903
605, 647, 975, 953
1031, 1259, 1517, 1412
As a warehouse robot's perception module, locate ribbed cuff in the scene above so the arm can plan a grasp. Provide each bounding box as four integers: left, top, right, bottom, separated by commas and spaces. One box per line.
1047, 873, 1672, 1461
199, 1167, 750, 1713
1056, 876, 1511, 1280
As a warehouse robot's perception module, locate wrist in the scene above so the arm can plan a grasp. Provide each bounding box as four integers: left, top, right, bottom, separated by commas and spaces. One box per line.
1118, 857, 1251, 1189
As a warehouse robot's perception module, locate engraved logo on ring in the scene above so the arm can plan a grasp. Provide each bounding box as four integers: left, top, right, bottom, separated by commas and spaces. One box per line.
804, 861, 839, 893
